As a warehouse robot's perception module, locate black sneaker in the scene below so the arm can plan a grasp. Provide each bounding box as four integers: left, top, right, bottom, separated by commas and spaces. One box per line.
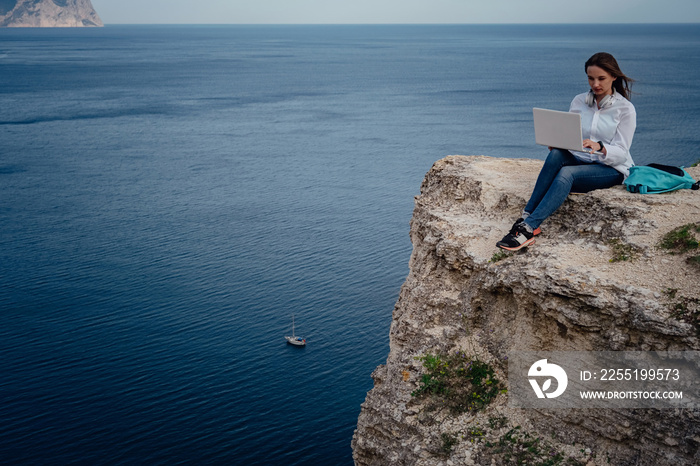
497, 222, 536, 251
511, 218, 542, 236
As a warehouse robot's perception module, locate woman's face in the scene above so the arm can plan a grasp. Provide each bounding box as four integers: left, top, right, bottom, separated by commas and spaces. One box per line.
587, 65, 617, 97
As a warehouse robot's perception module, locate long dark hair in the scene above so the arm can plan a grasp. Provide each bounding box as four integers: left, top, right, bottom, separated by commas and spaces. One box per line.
585, 52, 634, 100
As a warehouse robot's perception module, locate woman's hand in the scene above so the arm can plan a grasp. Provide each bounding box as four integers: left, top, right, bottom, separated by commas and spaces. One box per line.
582, 139, 605, 154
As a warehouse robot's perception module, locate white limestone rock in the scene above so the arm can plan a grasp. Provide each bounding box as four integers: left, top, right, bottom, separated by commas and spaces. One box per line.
353, 156, 700, 465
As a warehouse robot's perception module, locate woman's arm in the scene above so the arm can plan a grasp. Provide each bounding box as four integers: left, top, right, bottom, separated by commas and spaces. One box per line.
570, 93, 636, 165
598, 104, 636, 166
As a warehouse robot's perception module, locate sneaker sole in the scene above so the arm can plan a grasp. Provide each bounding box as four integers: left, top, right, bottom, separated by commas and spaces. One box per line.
497, 237, 536, 251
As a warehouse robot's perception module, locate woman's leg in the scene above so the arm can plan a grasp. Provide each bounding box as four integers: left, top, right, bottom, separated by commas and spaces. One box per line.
523, 149, 580, 216
523, 163, 624, 230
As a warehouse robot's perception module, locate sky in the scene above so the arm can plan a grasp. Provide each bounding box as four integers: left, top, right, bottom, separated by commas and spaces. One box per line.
90, 0, 700, 25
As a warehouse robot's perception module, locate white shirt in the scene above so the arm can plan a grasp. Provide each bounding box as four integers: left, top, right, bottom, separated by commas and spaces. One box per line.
568, 90, 636, 179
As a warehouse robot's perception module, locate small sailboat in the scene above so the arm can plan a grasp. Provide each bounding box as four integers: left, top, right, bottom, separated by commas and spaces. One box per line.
285, 315, 306, 346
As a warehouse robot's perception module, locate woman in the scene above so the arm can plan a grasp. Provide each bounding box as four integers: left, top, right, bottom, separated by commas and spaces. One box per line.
497, 52, 636, 251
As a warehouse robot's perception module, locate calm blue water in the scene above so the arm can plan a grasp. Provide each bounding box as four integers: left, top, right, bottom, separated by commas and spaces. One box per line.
1, 24, 699, 465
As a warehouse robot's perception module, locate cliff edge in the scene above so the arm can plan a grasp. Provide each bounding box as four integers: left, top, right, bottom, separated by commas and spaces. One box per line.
353, 156, 700, 465
0, 0, 102, 27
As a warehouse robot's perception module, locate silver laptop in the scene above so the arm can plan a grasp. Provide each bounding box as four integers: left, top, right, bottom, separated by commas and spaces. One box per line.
533, 107, 603, 155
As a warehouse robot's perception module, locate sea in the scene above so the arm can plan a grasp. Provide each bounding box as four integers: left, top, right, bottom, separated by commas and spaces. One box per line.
1, 24, 699, 465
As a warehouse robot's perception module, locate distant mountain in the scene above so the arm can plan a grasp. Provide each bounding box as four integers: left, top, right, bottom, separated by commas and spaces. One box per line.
0, 0, 103, 27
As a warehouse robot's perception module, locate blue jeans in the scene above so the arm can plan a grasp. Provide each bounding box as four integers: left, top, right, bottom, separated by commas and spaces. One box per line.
523, 149, 623, 230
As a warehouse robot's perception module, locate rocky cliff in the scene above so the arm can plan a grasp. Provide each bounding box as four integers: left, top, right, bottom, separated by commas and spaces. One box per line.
352, 156, 700, 465
0, 0, 102, 27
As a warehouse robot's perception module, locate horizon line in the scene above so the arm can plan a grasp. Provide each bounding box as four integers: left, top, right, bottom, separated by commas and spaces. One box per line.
97, 22, 700, 26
